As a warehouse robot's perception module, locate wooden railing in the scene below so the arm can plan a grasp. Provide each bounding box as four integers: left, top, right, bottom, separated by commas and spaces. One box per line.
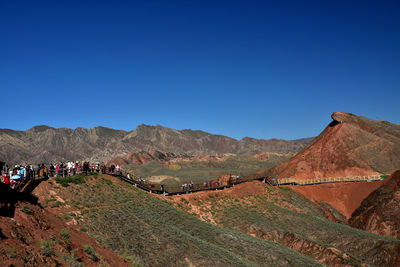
106, 170, 384, 196
276, 175, 382, 186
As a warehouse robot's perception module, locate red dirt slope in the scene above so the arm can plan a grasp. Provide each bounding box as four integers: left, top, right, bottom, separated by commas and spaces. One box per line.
350, 170, 400, 239
0, 184, 127, 266
263, 112, 400, 179
289, 180, 385, 219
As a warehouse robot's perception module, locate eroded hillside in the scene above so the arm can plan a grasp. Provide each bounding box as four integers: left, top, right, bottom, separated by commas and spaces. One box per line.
350, 170, 400, 239
0, 183, 127, 266
170, 181, 400, 267
263, 112, 400, 179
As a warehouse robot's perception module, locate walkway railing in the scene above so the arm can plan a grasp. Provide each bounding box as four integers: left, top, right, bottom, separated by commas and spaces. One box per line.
106, 171, 265, 196
276, 175, 382, 186
105, 171, 384, 196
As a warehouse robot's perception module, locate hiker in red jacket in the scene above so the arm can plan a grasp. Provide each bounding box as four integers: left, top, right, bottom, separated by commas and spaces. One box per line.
4, 175, 10, 186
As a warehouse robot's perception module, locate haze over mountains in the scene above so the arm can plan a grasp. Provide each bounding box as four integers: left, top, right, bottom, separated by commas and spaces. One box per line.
0, 124, 312, 165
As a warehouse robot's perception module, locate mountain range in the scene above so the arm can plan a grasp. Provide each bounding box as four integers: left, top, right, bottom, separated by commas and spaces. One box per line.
0, 124, 312, 165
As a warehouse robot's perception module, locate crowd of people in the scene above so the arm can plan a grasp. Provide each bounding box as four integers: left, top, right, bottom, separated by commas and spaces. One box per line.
1, 164, 44, 190
1, 159, 244, 195
0, 161, 116, 191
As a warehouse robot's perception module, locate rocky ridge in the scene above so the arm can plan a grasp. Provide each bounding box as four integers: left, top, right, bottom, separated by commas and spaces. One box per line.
0, 124, 312, 165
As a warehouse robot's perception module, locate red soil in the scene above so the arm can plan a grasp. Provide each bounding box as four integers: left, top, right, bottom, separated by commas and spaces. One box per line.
0, 198, 127, 266
350, 170, 400, 239
288, 180, 385, 219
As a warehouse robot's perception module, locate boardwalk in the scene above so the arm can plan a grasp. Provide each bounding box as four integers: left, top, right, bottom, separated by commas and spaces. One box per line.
108, 171, 384, 196
6, 168, 384, 196
276, 175, 382, 186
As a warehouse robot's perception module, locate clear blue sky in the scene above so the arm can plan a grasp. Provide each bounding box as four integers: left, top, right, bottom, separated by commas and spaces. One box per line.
1, 0, 399, 140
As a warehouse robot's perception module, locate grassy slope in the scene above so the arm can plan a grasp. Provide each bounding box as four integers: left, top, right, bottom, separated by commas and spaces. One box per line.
54, 175, 322, 267
174, 184, 400, 266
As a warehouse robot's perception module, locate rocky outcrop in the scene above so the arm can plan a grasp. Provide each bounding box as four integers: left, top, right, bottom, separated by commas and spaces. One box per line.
349, 170, 400, 239
263, 112, 400, 179
0, 124, 312, 165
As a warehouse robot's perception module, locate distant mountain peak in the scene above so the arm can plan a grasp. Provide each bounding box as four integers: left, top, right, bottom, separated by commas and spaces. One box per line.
27, 125, 54, 132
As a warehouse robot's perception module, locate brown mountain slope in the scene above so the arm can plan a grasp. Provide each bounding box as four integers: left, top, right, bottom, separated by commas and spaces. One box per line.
263, 112, 400, 179
0, 124, 312, 165
349, 170, 400, 239
107, 150, 181, 166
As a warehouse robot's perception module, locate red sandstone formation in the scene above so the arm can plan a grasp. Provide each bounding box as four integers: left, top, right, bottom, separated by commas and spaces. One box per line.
349, 170, 400, 239
263, 112, 400, 179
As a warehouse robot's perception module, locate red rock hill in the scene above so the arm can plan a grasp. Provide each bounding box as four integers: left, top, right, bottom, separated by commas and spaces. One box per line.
263, 112, 400, 179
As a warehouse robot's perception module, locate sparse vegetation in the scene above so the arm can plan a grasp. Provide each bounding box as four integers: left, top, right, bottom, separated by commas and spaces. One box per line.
7, 248, 16, 258
58, 228, 71, 249
380, 120, 392, 125
21, 204, 31, 214
63, 249, 83, 267
83, 244, 98, 261
51, 201, 65, 208
40, 239, 54, 257
60, 174, 323, 266
88, 171, 98, 177
55, 174, 87, 187
196, 187, 400, 266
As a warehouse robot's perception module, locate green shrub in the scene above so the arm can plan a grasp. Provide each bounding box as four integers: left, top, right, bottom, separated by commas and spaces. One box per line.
7, 248, 16, 258
63, 251, 84, 267
180, 198, 189, 204
21, 204, 30, 214
88, 171, 98, 177
51, 201, 64, 208
50, 233, 57, 241
59, 228, 70, 240
83, 244, 98, 261
129, 262, 145, 267
55, 175, 86, 187
40, 239, 54, 256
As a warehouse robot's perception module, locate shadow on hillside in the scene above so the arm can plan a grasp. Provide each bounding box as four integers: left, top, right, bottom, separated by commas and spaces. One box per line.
0, 183, 39, 218
329, 120, 340, 127
0, 228, 6, 239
